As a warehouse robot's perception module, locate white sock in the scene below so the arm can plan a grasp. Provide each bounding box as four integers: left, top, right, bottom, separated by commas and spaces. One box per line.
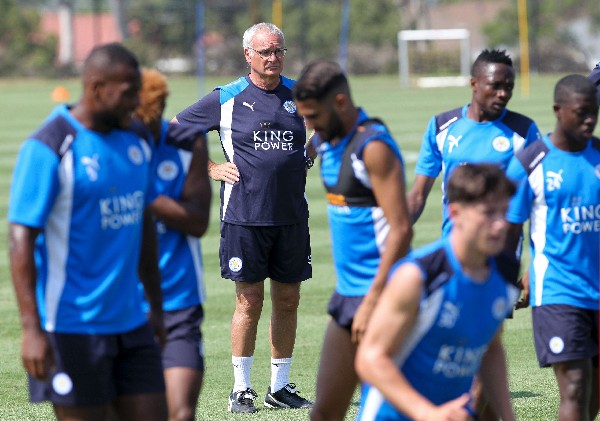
271, 357, 292, 392
232, 356, 253, 392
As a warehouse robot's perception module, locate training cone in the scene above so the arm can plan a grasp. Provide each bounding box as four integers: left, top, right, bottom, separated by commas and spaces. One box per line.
51, 86, 70, 103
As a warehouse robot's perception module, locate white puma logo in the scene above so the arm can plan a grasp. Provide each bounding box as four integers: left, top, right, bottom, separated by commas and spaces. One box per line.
448, 135, 462, 153
243, 101, 255, 111
546, 169, 563, 191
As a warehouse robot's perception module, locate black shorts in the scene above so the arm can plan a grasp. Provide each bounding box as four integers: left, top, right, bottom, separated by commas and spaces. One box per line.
29, 323, 165, 406
327, 291, 365, 331
162, 305, 204, 371
219, 220, 312, 283
532, 304, 599, 367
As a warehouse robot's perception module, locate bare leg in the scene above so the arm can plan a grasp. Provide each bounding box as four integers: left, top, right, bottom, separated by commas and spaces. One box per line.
164, 367, 203, 421
554, 359, 593, 421
310, 320, 359, 421
231, 281, 265, 356
113, 392, 168, 421
269, 280, 300, 358
54, 405, 110, 421
471, 374, 499, 421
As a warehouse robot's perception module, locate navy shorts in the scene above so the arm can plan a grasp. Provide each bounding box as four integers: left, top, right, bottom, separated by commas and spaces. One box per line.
532, 304, 599, 367
29, 323, 165, 406
327, 291, 365, 331
162, 305, 204, 371
219, 220, 312, 283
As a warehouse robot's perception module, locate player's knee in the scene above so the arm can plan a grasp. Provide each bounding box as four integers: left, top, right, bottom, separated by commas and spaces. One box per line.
560, 379, 586, 402
168, 405, 195, 421
236, 292, 265, 317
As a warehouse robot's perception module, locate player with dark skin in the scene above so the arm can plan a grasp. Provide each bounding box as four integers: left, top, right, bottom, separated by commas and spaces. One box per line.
506, 75, 599, 421
9, 44, 167, 421
136, 68, 211, 421
408, 56, 515, 222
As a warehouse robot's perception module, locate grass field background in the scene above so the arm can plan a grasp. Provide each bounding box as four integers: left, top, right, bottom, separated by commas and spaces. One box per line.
0, 73, 595, 420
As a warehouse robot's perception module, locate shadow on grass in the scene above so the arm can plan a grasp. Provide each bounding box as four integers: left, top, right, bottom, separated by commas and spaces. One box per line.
511, 391, 541, 399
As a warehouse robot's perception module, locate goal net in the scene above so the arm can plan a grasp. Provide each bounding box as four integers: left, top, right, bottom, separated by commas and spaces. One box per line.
398, 29, 471, 88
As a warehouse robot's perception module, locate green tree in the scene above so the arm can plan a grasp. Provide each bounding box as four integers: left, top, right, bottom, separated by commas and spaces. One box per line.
0, 0, 57, 76
483, 0, 600, 72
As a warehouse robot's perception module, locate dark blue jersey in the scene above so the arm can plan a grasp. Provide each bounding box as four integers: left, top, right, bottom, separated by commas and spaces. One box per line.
176, 76, 308, 226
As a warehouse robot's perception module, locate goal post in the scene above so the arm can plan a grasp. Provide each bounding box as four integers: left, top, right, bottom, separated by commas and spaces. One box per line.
398, 29, 471, 88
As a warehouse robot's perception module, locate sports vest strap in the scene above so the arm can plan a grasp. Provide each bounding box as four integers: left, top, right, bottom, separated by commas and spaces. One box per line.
324, 118, 386, 207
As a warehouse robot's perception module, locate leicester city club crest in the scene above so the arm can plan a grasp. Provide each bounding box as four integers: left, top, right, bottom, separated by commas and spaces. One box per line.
283, 100, 296, 114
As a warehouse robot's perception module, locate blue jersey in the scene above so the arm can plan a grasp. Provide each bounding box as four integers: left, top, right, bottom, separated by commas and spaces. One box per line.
415, 105, 541, 236
316, 109, 405, 296
506, 135, 600, 310
149, 120, 206, 311
176, 76, 308, 226
8, 105, 156, 334
358, 239, 519, 420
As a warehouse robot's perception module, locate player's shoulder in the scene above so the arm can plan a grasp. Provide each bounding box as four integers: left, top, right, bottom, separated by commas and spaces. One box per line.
433, 106, 463, 134
30, 106, 79, 158
216, 76, 250, 104
280, 75, 296, 90
409, 240, 454, 296
514, 137, 549, 175
500, 109, 538, 137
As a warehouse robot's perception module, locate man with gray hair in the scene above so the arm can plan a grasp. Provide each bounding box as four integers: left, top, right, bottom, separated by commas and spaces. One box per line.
173, 22, 314, 413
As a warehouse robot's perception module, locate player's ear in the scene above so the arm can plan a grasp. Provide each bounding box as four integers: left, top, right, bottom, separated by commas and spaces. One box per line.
448, 202, 461, 222
333, 92, 348, 111
553, 102, 563, 120
244, 48, 252, 65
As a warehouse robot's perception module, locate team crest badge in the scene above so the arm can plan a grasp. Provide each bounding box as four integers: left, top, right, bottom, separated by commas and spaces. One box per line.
128, 145, 144, 165
283, 100, 296, 114
229, 257, 243, 272
158, 160, 179, 181
52, 372, 73, 396
492, 136, 510, 152
549, 336, 564, 354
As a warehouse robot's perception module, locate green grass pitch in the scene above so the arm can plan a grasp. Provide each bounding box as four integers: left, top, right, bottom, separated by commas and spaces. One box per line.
0, 73, 595, 420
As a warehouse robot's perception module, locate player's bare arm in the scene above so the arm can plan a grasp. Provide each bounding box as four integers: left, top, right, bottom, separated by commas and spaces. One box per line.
505, 222, 529, 309
138, 209, 166, 347
357, 263, 473, 421
351, 140, 413, 344
478, 332, 517, 421
170, 115, 240, 185
9, 223, 53, 380
407, 174, 436, 224
149, 135, 212, 237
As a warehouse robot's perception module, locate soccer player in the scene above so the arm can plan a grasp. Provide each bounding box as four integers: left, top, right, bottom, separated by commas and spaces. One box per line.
356, 163, 519, 421
172, 22, 313, 413
134, 68, 212, 421
8, 43, 167, 420
293, 60, 413, 421
408, 48, 541, 236
505, 74, 599, 421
